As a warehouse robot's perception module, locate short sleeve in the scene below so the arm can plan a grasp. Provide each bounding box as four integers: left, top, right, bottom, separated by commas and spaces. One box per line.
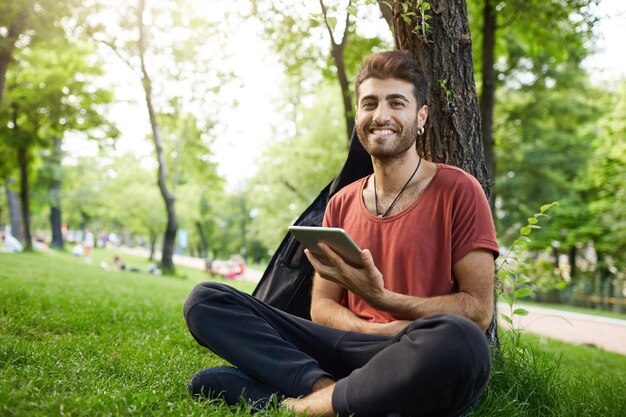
450, 174, 499, 264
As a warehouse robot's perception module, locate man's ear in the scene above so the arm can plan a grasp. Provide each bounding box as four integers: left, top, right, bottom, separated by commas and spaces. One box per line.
417, 105, 429, 128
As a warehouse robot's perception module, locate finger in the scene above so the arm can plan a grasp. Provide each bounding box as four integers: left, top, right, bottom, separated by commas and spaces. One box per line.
305, 249, 340, 281
360, 249, 379, 273
316, 242, 349, 270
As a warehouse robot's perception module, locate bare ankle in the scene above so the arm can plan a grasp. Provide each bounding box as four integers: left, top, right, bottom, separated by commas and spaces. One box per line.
312, 376, 334, 392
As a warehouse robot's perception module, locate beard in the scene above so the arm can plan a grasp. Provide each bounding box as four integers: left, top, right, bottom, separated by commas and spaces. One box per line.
356, 119, 419, 162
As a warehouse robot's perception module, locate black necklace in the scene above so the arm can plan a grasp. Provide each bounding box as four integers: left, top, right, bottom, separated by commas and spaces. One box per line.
373, 157, 422, 218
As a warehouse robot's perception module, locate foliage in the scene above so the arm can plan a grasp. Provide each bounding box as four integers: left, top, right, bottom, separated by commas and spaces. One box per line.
248, 84, 349, 252
467, 0, 599, 91
497, 202, 560, 347
582, 80, 626, 265
493, 63, 601, 244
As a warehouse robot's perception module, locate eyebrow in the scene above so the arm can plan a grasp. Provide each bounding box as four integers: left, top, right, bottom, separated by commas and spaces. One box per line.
360, 93, 410, 103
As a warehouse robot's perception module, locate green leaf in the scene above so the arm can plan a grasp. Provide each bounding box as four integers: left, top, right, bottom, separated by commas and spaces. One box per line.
326, 16, 337, 31
527, 217, 539, 225
499, 293, 513, 307
513, 308, 529, 316
540, 202, 559, 213
520, 226, 531, 236
501, 314, 513, 324
529, 225, 541, 229
422, 2, 431, 11
514, 287, 533, 299
346, 5, 358, 16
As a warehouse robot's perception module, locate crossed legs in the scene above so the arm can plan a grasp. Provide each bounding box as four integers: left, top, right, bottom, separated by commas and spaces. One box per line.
184, 282, 491, 416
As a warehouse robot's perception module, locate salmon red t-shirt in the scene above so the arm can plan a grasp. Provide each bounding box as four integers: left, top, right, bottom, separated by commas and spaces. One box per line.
322, 163, 499, 323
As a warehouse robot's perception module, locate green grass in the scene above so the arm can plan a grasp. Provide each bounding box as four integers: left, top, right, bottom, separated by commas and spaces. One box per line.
1, 251, 625, 416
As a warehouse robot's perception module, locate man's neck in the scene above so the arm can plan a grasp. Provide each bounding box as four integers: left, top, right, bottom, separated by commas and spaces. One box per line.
371, 151, 422, 193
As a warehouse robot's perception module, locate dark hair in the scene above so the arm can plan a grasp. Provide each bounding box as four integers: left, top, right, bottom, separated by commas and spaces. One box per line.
355, 50, 428, 107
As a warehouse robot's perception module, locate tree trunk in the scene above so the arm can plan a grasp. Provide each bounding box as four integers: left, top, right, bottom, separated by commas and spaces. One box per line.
391, 1, 490, 191
391, 0, 496, 347
479, 0, 496, 208
17, 146, 32, 251
137, 0, 177, 274
149, 229, 157, 262
614, 275, 624, 314
320, 0, 355, 144
568, 245, 577, 281
4, 178, 23, 241
49, 136, 64, 249
196, 221, 208, 259
377, 0, 393, 29
0, 4, 31, 107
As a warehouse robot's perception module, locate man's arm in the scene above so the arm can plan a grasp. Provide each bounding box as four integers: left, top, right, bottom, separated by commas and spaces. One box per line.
311, 271, 411, 335
307, 244, 494, 331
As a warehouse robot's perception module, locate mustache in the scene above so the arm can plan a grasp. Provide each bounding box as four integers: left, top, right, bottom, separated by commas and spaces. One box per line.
367, 121, 401, 130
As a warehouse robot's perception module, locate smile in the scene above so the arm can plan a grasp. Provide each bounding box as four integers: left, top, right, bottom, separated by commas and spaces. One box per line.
371, 128, 397, 136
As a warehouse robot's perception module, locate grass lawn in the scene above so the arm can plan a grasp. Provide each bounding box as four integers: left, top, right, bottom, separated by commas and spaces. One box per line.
1, 251, 625, 416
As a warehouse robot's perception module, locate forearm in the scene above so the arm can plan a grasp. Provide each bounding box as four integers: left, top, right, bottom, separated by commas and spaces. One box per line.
311, 297, 406, 336
373, 290, 493, 331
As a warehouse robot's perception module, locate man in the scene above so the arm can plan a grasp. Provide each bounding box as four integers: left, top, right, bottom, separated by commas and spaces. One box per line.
184, 50, 498, 417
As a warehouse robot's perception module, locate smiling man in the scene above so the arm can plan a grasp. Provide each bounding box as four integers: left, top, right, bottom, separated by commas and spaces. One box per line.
183, 50, 498, 417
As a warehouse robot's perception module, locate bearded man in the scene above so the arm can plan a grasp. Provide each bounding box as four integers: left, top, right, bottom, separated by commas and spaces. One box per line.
184, 50, 498, 417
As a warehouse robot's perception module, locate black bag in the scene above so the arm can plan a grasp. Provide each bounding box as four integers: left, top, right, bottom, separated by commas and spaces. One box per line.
252, 133, 372, 319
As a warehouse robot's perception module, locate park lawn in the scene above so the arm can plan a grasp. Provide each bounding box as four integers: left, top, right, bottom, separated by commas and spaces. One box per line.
1, 252, 625, 417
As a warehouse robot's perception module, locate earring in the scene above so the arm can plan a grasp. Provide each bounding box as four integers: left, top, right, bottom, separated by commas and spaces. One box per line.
418, 126, 425, 135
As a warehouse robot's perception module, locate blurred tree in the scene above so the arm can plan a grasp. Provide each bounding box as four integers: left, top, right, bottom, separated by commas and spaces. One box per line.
494, 62, 601, 243
0, 0, 82, 106
251, 0, 390, 143
0, 40, 116, 250
582, 80, 626, 313
250, 83, 348, 251
87, 0, 226, 273
467, 0, 598, 204
0, 0, 84, 241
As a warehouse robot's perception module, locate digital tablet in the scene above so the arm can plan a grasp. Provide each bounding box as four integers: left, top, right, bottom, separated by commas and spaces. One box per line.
288, 226, 364, 268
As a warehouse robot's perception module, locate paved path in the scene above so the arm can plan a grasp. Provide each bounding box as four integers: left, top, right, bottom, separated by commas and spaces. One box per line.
498, 303, 626, 356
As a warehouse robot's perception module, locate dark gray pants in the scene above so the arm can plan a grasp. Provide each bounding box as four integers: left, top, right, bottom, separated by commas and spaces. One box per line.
183, 282, 491, 417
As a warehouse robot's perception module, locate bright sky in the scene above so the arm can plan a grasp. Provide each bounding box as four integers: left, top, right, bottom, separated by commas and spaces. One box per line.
64, 0, 626, 188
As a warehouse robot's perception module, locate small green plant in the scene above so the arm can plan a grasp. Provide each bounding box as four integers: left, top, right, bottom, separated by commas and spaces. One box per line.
438, 79, 452, 107
496, 202, 559, 349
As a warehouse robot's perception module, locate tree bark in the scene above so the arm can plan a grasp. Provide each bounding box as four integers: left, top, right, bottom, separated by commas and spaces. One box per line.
391, 1, 490, 192
137, 0, 177, 274
320, 0, 355, 143
391, 0, 496, 348
49, 136, 64, 249
377, 0, 393, 29
479, 0, 496, 208
17, 146, 32, 251
4, 178, 23, 241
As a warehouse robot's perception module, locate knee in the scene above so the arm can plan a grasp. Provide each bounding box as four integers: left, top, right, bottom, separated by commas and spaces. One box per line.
404, 314, 491, 398
183, 281, 231, 321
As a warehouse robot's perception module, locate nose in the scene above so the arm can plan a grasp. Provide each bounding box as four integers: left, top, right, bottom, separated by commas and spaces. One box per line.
372, 104, 390, 124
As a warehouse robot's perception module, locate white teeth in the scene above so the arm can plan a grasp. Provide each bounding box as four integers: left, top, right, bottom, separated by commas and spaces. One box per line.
372, 129, 394, 135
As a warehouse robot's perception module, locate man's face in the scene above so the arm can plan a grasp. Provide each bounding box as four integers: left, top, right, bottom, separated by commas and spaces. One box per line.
355, 77, 428, 160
